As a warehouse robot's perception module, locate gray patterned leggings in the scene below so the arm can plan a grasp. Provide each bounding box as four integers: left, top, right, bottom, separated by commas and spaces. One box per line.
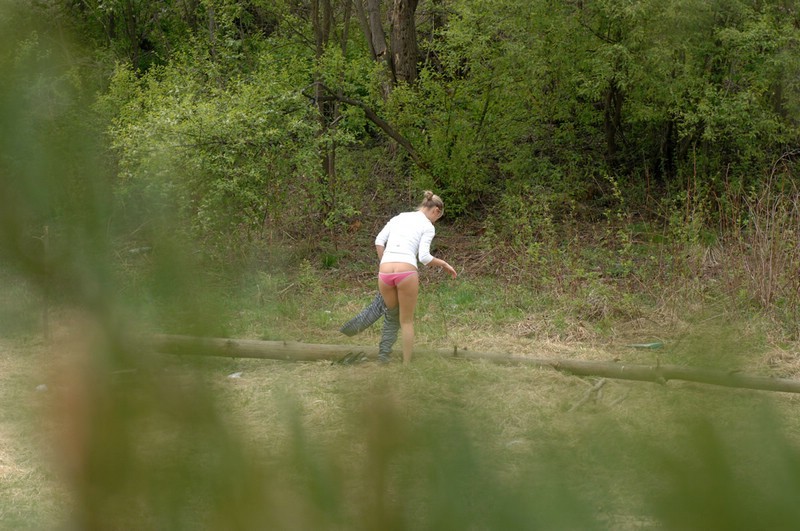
339, 292, 400, 362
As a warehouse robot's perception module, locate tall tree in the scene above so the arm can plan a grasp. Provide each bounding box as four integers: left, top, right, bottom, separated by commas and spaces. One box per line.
390, 0, 420, 84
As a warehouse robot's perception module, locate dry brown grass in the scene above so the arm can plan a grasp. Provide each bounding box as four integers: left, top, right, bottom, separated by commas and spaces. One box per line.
3, 297, 800, 529
0, 338, 69, 529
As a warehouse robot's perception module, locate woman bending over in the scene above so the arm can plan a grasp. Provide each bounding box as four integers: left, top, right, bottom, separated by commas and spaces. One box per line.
374, 191, 457, 364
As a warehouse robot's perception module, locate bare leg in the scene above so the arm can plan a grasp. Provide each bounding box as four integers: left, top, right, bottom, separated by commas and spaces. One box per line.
396, 275, 419, 364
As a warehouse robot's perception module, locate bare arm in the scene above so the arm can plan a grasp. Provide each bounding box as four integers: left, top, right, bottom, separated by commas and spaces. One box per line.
376, 245, 384, 261
428, 257, 457, 278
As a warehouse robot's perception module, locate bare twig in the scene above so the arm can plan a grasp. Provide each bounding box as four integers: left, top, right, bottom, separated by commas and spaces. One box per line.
278, 283, 296, 295
569, 378, 607, 412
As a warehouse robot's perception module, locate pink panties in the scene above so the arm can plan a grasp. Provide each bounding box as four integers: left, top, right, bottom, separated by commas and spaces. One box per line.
378, 271, 418, 287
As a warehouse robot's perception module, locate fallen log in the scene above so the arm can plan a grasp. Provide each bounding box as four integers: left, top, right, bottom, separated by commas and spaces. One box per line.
152, 334, 376, 362
151, 334, 800, 394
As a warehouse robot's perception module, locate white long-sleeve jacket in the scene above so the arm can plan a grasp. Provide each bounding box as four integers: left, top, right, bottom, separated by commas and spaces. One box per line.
374, 210, 435, 267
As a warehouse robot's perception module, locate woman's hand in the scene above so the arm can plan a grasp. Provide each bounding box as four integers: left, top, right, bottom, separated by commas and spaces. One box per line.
442, 262, 457, 278
430, 257, 457, 278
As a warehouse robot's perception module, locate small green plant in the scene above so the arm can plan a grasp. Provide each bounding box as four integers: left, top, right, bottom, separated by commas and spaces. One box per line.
320, 252, 339, 270
480, 184, 563, 283
297, 259, 321, 294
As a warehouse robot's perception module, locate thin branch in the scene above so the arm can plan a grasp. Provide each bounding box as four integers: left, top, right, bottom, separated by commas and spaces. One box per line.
568, 378, 607, 412
303, 82, 429, 170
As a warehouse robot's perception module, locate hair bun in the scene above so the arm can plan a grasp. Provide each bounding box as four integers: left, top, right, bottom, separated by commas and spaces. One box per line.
419, 190, 444, 211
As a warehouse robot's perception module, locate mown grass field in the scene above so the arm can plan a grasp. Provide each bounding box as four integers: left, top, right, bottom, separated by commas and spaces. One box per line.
3, 257, 800, 529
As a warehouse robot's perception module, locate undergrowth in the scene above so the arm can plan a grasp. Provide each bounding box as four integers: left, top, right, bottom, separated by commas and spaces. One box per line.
3, 184, 800, 530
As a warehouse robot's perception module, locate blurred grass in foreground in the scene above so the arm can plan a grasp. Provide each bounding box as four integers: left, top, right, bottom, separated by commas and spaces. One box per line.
5, 328, 800, 529
3, 3, 800, 530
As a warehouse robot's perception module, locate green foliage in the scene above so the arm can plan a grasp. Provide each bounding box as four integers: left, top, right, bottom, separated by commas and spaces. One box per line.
396, 0, 540, 213
99, 49, 319, 262
45, 0, 800, 220
58, 0, 799, 258
8, 3, 800, 529
64, 0, 800, 337
482, 184, 558, 255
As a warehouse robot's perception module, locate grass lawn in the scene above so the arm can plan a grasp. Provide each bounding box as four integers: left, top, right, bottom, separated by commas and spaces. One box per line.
3, 262, 800, 529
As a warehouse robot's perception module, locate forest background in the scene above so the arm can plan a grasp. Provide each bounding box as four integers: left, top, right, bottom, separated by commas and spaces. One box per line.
3, 0, 800, 335
2, 0, 800, 529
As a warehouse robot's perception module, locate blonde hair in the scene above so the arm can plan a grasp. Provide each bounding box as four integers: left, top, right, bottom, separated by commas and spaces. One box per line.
420, 190, 444, 211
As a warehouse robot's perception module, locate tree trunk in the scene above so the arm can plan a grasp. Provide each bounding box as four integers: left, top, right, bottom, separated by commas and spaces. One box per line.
207, 3, 217, 61
363, 0, 389, 61
354, 0, 378, 59
390, 0, 419, 84
152, 335, 800, 395
312, 0, 337, 219
355, 0, 395, 93
604, 80, 623, 163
